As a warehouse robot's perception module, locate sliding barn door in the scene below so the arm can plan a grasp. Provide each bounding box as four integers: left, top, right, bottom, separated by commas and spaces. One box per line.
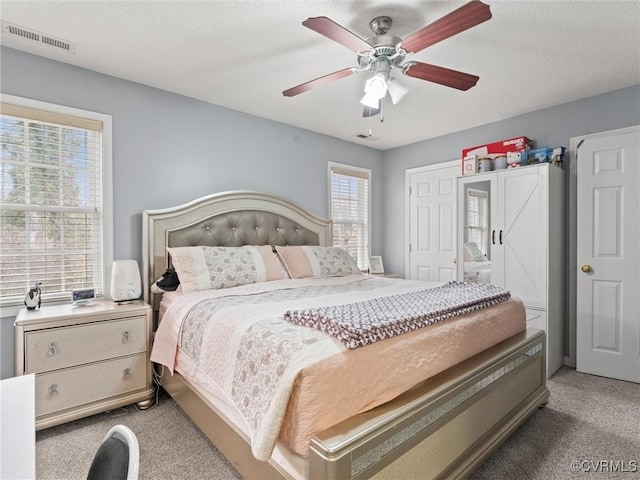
496, 167, 548, 309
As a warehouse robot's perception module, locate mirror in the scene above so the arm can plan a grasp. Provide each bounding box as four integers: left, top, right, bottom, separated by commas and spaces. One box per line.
461, 180, 492, 284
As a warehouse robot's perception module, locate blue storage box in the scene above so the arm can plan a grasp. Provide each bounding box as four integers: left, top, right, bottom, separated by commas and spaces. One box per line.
523, 147, 553, 165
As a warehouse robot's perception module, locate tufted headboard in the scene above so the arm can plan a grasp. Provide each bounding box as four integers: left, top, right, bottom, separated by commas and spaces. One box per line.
142, 191, 332, 312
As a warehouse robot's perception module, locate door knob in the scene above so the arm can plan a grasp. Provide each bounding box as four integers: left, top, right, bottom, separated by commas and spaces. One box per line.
581, 265, 592, 273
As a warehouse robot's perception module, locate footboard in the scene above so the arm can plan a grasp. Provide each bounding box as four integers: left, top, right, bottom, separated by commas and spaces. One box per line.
308, 328, 548, 479
160, 328, 547, 480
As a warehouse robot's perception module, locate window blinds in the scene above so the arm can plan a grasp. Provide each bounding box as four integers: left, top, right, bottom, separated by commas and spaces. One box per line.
329, 165, 370, 270
0, 103, 104, 303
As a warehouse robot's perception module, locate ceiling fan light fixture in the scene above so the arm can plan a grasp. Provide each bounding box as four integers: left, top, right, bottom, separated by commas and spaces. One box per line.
364, 73, 388, 99
361, 72, 388, 108
387, 78, 409, 105
360, 91, 381, 109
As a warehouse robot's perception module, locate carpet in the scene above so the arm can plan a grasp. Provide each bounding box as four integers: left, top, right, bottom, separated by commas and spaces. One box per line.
36, 367, 639, 479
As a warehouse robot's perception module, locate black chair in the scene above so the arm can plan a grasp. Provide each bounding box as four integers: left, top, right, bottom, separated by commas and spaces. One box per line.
87, 425, 139, 480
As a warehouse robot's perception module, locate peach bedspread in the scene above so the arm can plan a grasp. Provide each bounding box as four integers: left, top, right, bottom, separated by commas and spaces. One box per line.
152, 276, 525, 459
280, 295, 525, 455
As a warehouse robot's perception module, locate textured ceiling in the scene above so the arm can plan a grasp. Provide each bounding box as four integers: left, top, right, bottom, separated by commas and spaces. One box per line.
1, 0, 639, 150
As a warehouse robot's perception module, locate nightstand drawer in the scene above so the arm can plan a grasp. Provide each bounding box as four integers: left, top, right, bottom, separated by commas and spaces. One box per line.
34, 353, 147, 417
25, 316, 146, 374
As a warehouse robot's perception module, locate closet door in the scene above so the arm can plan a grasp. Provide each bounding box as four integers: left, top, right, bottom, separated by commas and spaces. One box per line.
407, 162, 459, 282
576, 128, 640, 382
496, 167, 547, 308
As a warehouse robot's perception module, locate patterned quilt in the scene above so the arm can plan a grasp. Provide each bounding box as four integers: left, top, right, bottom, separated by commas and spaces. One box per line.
150, 275, 507, 461
283, 281, 510, 349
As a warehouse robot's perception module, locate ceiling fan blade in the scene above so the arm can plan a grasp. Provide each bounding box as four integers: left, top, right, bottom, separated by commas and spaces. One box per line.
404, 62, 479, 91
283, 68, 357, 97
401, 0, 492, 54
302, 16, 372, 53
362, 101, 381, 117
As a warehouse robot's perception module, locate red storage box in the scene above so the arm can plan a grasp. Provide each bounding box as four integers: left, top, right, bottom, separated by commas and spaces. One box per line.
462, 136, 534, 160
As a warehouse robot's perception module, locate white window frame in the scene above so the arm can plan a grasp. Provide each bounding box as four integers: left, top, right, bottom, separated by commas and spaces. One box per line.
0, 94, 113, 316
327, 161, 371, 270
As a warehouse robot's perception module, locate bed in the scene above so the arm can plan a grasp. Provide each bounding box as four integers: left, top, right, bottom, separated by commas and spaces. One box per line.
142, 190, 549, 480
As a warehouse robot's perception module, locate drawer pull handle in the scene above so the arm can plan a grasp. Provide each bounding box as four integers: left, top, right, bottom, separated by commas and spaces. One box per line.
122, 331, 130, 343
123, 368, 132, 380
48, 342, 58, 356
48, 384, 58, 398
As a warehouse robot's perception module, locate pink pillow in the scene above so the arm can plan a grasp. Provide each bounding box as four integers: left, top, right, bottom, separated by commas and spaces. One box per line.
273, 252, 290, 280
275, 246, 360, 279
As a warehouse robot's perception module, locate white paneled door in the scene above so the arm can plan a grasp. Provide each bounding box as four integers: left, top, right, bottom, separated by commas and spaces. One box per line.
576, 127, 640, 383
406, 161, 458, 282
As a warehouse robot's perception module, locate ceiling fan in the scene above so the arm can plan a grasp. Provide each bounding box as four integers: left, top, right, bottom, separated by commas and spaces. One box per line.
282, 0, 492, 117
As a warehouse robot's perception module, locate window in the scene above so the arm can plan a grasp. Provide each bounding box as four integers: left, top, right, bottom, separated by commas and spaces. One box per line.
0, 97, 112, 310
466, 188, 489, 255
328, 162, 370, 270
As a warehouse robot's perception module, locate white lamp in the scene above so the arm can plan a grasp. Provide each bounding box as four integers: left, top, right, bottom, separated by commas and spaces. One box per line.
360, 91, 381, 109
110, 260, 141, 304
387, 78, 409, 105
360, 73, 388, 108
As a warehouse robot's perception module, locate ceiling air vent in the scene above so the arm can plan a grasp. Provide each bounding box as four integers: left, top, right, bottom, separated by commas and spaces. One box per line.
5, 23, 40, 42
356, 133, 378, 141
1, 21, 76, 54
41, 35, 72, 52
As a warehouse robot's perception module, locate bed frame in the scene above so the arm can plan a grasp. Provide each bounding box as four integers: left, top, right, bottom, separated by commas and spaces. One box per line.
142, 190, 549, 480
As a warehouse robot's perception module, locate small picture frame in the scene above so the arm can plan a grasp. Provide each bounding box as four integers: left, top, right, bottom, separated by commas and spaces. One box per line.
368, 256, 384, 274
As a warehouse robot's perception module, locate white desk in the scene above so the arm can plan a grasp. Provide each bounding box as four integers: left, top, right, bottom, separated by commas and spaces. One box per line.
0, 374, 36, 479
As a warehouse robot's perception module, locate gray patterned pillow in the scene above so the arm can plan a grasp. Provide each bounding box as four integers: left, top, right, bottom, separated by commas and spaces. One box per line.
167, 245, 286, 293
464, 242, 487, 262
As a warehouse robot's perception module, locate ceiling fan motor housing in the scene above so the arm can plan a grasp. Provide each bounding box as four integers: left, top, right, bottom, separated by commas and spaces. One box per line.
369, 16, 393, 36
359, 35, 406, 72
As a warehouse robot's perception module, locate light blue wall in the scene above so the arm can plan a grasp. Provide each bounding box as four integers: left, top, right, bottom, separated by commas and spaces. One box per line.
381, 84, 640, 276
0, 47, 384, 263
0, 46, 383, 378
1, 45, 639, 378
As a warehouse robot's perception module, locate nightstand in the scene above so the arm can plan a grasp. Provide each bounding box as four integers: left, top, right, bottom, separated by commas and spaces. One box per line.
14, 300, 155, 430
369, 273, 401, 278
